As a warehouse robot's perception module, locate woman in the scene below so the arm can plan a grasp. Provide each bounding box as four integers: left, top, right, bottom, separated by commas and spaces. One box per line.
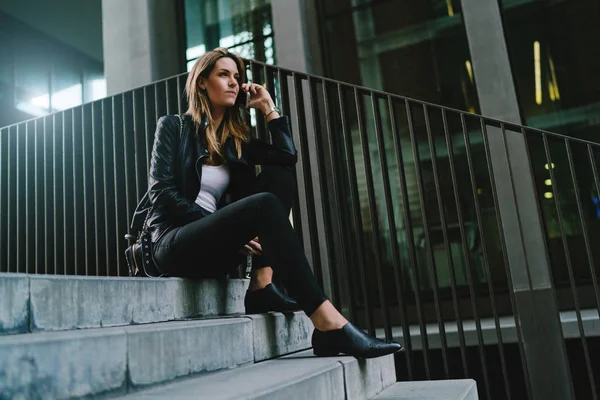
146, 47, 402, 358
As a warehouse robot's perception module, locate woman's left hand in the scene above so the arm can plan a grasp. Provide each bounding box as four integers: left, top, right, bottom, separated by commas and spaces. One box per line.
241, 83, 275, 115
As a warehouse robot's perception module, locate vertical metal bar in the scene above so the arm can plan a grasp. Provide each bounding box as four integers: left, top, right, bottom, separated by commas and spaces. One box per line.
82, 106, 90, 276
307, 77, 336, 300
0, 128, 4, 272
41, 118, 48, 274
292, 74, 323, 286
15, 124, 21, 273
102, 100, 111, 276
112, 96, 124, 276
62, 112, 69, 275
53, 114, 60, 274
585, 145, 600, 313
389, 97, 431, 379
337, 83, 373, 335
355, 92, 391, 338
7, 126, 13, 273
372, 95, 414, 376
25, 122, 31, 274
478, 121, 514, 399
458, 113, 495, 398
543, 134, 597, 400
405, 99, 450, 377
440, 109, 487, 386
92, 103, 101, 276
422, 104, 469, 377
322, 81, 356, 323
278, 70, 303, 248
177, 75, 183, 114
0, 128, 5, 272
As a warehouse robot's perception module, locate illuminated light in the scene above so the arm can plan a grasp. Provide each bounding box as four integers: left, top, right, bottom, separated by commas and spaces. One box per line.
90, 79, 107, 101
545, 179, 552, 186
548, 55, 560, 100
465, 60, 473, 83
544, 192, 554, 199
545, 163, 555, 170
477, 188, 483, 195
186, 44, 206, 60
446, 0, 454, 16
548, 81, 556, 102
534, 41, 542, 105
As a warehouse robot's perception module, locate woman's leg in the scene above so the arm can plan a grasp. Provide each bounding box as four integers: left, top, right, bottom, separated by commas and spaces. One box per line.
155, 192, 328, 315
248, 165, 295, 290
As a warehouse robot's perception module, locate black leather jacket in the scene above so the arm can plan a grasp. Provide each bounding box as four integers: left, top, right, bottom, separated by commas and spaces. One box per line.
132, 113, 297, 242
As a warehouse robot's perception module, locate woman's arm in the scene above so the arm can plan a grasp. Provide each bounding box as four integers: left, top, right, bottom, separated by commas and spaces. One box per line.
148, 116, 204, 220
243, 116, 298, 166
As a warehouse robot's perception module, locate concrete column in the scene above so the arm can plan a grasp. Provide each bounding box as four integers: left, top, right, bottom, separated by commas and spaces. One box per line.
101, 0, 184, 95
271, 0, 323, 75
461, 0, 575, 399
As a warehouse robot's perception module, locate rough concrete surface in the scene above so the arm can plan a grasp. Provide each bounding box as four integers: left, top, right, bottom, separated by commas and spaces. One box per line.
245, 311, 313, 361
126, 318, 254, 387
0, 328, 128, 399
118, 352, 346, 400
372, 379, 479, 400
337, 354, 396, 400
27, 275, 249, 332
0, 273, 29, 335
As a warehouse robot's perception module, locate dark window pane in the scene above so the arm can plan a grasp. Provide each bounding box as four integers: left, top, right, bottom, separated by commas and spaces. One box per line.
502, 0, 600, 140
322, 0, 478, 112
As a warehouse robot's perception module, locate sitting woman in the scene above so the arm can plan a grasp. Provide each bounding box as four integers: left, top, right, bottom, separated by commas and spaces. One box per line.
145, 47, 402, 358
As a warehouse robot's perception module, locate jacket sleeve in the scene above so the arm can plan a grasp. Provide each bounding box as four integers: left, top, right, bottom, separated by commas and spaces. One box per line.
148, 116, 205, 221
243, 116, 298, 166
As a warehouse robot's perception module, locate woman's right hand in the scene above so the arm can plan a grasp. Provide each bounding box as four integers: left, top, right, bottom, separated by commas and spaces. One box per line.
239, 237, 263, 256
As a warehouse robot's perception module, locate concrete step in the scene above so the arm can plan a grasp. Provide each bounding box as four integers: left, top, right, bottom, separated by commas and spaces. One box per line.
0, 273, 249, 335
0, 312, 313, 399
371, 380, 478, 400
115, 350, 396, 400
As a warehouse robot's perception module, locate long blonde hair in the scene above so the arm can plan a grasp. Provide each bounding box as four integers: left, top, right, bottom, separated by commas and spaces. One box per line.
185, 47, 249, 162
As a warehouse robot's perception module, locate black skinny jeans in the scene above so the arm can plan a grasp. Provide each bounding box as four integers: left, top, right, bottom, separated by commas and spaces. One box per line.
153, 165, 328, 316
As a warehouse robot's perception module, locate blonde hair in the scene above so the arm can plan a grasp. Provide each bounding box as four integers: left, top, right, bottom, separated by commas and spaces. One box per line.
185, 47, 249, 162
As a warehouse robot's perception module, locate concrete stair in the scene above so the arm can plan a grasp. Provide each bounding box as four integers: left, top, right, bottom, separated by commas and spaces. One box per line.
0, 273, 478, 399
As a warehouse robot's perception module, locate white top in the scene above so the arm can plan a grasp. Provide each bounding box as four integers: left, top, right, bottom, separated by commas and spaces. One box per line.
195, 164, 230, 213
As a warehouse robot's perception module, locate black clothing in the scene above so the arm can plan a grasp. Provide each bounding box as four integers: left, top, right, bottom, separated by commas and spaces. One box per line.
133, 113, 297, 243
147, 114, 328, 315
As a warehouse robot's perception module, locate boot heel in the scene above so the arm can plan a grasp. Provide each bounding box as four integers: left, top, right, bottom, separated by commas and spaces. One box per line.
313, 346, 340, 357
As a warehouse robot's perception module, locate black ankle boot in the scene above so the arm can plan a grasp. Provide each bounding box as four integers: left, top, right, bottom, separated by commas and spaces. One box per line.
312, 322, 402, 359
244, 283, 300, 314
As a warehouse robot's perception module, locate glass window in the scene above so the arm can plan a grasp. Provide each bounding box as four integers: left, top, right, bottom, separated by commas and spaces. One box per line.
320, 0, 479, 112
184, 0, 276, 71
501, 0, 600, 140
501, 0, 600, 293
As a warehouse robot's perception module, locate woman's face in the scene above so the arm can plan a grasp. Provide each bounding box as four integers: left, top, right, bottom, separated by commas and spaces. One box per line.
201, 57, 241, 109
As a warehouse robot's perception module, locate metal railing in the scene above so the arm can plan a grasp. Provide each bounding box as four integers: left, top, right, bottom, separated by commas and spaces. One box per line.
1, 60, 599, 400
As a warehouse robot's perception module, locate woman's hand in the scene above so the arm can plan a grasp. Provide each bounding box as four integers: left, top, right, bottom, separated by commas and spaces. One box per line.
239, 236, 263, 256
241, 83, 277, 117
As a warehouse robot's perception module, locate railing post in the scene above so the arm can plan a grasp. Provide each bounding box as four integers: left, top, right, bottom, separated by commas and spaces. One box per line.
461, 0, 575, 398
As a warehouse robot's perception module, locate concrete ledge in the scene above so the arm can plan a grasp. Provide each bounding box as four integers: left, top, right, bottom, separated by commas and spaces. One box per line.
337, 354, 396, 400
377, 308, 600, 350
119, 351, 346, 399
26, 275, 249, 332
245, 311, 313, 361
372, 380, 479, 400
281, 350, 396, 400
126, 319, 253, 387
0, 328, 128, 399
0, 273, 29, 335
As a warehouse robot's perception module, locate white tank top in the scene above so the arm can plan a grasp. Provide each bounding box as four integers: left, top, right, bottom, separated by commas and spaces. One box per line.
195, 164, 230, 213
